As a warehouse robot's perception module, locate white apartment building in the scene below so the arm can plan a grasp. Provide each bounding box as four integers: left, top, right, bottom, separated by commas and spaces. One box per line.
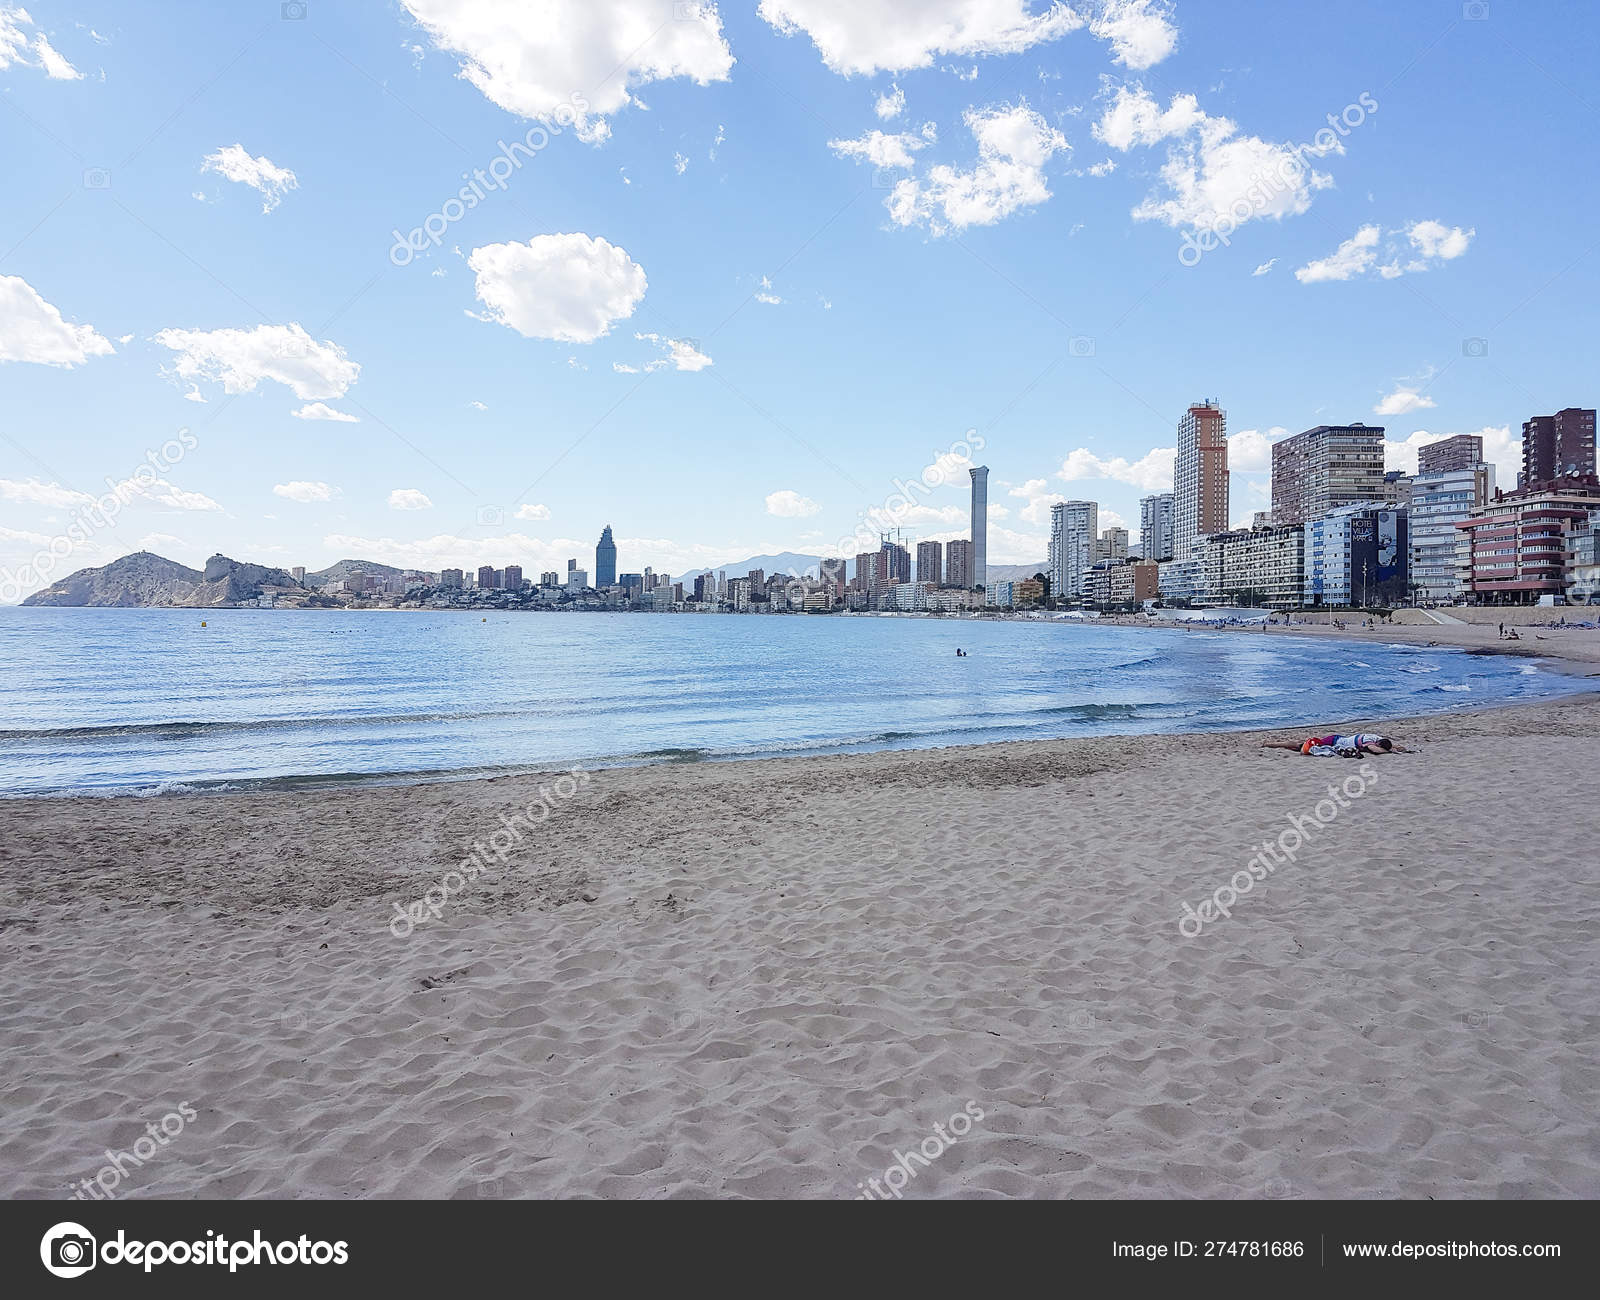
1409, 462, 1494, 602
1048, 500, 1098, 598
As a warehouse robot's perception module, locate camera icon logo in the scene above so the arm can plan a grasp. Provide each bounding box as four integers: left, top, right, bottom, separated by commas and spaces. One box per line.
1462, 1, 1489, 19
1462, 336, 1489, 357
41, 1222, 97, 1278
475, 505, 504, 527
1068, 335, 1096, 358
82, 168, 111, 190
282, 1, 308, 19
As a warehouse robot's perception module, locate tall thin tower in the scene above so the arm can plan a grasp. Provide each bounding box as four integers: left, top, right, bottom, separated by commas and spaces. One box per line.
1173, 401, 1228, 559
969, 465, 989, 589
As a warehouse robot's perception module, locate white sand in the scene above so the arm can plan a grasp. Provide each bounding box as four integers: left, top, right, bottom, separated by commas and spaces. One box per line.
3, 670, 1599, 1198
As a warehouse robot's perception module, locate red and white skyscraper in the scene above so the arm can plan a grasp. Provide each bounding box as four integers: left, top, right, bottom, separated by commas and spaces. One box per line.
1174, 400, 1229, 557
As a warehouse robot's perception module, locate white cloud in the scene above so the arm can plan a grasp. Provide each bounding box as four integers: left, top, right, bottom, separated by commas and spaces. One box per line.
388, 488, 434, 510
1225, 426, 1287, 473
875, 82, 905, 119
0, 477, 92, 509
758, 0, 1083, 76
155, 323, 360, 399
292, 401, 359, 422
201, 144, 299, 213
183, 384, 207, 403
1297, 220, 1474, 283
514, 503, 550, 521
469, 399, 488, 410
1374, 386, 1436, 416
1089, 0, 1178, 70
612, 361, 640, 374
828, 127, 930, 170
399, 0, 733, 143
1057, 445, 1175, 493
1251, 257, 1276, 276
1006, 477, 1061, 526
130, 480, 224, 512
468, 233, 646, 344
766, 489, 822, 518
888, 101, 1068, 234
635, 332, 713, 371
273, 481, 339, 504
673, 151, 689, 175
0, 274, 114, 368
1094, 83, 1333, 232
1294, 224, 1381, 283
1087, 157, 1116, 176
0, 9, 82, 79
1407, 219, 1473, 261
1, 475, 221, 513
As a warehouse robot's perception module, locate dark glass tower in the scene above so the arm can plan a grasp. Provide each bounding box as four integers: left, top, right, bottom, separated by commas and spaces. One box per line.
595, 525, 618, 588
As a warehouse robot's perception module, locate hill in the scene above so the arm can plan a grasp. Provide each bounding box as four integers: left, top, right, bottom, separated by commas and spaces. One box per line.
21, 552, 305, 607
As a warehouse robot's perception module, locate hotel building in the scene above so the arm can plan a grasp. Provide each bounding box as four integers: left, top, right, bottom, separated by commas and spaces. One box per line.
1304, 506, 1409, 608
1457, 479, 1600, 603
969, 466, 990, 588
1174, 401, 1229, 559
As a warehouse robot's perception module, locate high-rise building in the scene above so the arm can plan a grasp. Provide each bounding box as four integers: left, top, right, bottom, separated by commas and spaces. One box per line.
540, 570, 560, 587
1410, 460, 1494, 602
945, 538, 974, 589
748, 568, 765, 592
878, 542, 910, 586
440, 568, 464, 589
492, 569, 505, 590
1418, 434, 1483, 475
820, 557, 847, 601
567, 558, 577, 576
1459, 478, 1600, 603
503, 565, 523, 591
1048, 500, 1098, 598
291, 566, 306, 583
1091, 527, 1129, 565
1305, 506, 1409, 607
1139, 493, 1175, 563
476, 565, 495, 590
595, 525, 617, 587
1520, 408, 1596, 487
566, 567, 589, 591
916, 540, 943, 586
1270, 423, 1386, 526
853, 551, 877, 594
1174, 401, 1229, 558
969, 466, 989, 589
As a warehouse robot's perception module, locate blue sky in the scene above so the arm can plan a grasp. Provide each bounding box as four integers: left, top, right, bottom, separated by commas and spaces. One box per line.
3, 0, 1597, 596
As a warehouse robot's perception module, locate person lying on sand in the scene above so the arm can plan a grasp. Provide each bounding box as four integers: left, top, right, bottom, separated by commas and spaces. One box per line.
1263, 733, 1410, 757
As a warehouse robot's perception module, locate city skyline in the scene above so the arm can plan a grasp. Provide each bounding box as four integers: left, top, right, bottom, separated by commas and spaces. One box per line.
4, 2, 1597, 600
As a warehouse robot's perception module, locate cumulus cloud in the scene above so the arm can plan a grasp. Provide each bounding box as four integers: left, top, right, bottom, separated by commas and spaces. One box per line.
887, 101, 1068, 234
1297, 220, 1474, 283
1089, 0, 1178, 69
469, 233, 646, 344
1, 475, 221, 513
1226, 426, 1287, 473
1251, 257, 1277, 276
0, 8, 82, 79
765, 489, 822, 518
758, 0, 1084, 76
875, 82, 905, 119
388, 488, 434, 510
273, 480, 339, 504
828, 127, 931, 171
201, 144, 299, 213
155, 323, 360, 399
514, 503, 550, 521
1057, 444, 1175, 493
1375, 386, 1436, 416
399, 0, 733, 143
292, 401, 359, 422
1094, 83, 1334, 231
0, 274, 114, 368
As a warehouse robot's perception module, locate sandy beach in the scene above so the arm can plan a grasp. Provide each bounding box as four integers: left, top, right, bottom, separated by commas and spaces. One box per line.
3, 628, 1600, 1200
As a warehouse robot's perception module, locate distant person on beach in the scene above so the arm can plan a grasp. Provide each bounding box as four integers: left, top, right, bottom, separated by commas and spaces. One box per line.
1263, 733, 1409, 757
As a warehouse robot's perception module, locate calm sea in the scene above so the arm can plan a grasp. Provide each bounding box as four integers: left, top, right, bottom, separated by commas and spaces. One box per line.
0, 608, 1582, 796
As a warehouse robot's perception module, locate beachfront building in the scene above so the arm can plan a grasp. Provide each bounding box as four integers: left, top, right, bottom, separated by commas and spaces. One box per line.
595, 525, 617, 588
985, 580, 1014, 608
890, 581, 937, 611
1048, 500, 1098, 599
1410, 460, 1495, 602
1158, 556, 1201, 604
1091, 527, 1129, 565
1140, 492, 1175, 562
1193, 524, 1306, 609
1013, 577, 1045, 605
1174, 400, 1229, 559
916, 540, 943, 586
1304, 506, 1409, 608
928, 587, 983, 612
945, 538, 974, 590
1520, 407, 1596, 487
1270, 423, 1386, 526
970, 466, 989, 589
1419, 434, 1484, 475
1457, 478, 1600, 604
1569, 512, 1600, 606
1083, 559, 1159, 608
